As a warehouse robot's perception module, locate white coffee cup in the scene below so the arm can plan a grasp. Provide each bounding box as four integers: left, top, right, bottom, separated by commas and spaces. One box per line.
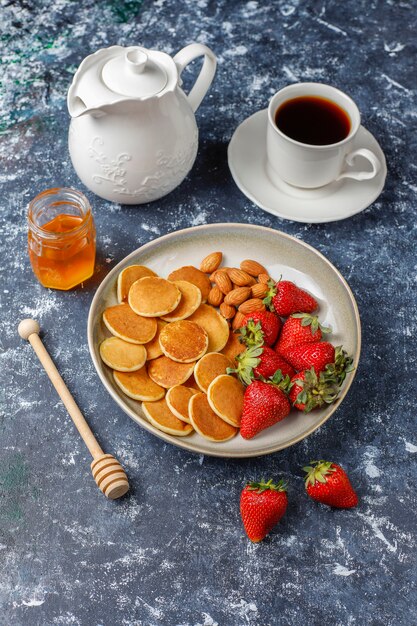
266, 82, 381, 189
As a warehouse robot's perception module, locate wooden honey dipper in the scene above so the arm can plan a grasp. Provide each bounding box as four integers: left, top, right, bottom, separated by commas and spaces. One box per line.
18, 319, 129, 500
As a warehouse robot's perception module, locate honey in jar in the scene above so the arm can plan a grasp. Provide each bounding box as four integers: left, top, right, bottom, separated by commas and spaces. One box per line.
28, 187, 96, 290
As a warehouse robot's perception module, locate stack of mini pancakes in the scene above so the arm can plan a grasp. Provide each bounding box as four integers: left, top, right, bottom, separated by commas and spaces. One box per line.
99, 264, 246, 442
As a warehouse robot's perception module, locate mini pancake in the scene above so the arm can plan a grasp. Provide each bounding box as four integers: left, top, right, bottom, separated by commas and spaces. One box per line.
147, 356, 195, 389
159, 320, 208, 363
189, 393, 238, 442
113, 367, 165, 401
166, 385, 199, 423
128, 277, 181, 317
194, 352, 234, 393
160, 280, 202, 322
220, 329, 246, 364
187, 304, 229, 352
103, 303, 157, 344
207, 374, 244, 427
142, 398, 194, 437
167, 266, 211, 303
117, 265, 157, 303
143, 319, 167, 360
99, 337, 147, 372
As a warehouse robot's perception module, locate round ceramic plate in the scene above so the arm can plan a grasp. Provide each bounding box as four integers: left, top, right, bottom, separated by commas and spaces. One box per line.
88, 224, 361, 458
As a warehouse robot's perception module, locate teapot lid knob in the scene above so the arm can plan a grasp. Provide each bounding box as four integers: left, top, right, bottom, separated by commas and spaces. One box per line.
125, 48, 147, 74
102, 46, 168, 98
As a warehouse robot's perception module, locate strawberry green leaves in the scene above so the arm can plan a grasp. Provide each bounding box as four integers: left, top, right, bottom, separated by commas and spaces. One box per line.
291, 313, 331, 335
290, 368, 340, 412
303, 460, 336, 487
227, 344, 263, 386
237, 319, 265, 348
324, 346, 354, 385
246, 478, 287, 493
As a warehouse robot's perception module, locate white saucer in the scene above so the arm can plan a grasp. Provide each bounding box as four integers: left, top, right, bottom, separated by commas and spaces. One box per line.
228, 109, 387, 223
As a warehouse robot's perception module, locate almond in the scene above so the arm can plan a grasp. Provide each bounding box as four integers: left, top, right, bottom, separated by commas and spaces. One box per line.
232, 311, 246, 330
251, 283, 268, 299
214, 271, 233, 294
238, 298, 266, 314
200, 252, 223, 274
207, 285, 224, 307
227, 268, 254, 286
220, 302, 236, 319
240, 259, 267, 277
209, 268, 228, 282
257, 273, 270, 284
224, 286, 251, 307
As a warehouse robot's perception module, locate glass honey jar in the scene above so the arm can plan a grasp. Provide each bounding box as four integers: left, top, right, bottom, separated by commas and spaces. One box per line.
28, 187, 96, 290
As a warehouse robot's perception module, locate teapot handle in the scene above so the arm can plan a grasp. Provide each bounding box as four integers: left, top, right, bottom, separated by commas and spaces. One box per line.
173, 43, 217, 113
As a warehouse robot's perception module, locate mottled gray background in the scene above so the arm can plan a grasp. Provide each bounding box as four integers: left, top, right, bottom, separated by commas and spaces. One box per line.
1, 1, 416, 625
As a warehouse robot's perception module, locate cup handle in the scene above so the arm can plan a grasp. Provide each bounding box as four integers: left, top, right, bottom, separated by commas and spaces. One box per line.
336, 148, 381, 182
173, 43, 217, 113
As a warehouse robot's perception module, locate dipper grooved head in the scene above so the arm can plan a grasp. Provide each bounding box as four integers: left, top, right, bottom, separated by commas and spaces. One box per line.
91, 454, 129, 500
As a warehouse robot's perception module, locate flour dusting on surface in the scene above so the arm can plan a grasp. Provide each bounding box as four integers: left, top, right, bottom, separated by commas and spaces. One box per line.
0, 0, 416, 625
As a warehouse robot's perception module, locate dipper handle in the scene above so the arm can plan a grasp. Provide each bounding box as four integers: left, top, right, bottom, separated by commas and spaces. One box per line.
18, 319, 129, 499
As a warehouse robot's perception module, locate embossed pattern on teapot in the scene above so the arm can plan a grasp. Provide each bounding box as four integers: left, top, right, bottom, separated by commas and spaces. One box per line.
67, 43, 216, 204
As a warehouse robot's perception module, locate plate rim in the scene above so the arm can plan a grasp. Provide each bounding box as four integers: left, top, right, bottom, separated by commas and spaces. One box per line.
228, 108, 387, 224
87, 223, 362, 458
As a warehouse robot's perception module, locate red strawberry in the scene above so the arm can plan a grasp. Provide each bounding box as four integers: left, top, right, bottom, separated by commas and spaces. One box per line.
238, 311, 282, 347
256, 350, 296, 380
303, 460, 358, 508
275, 313, 330, 357
253, 346, 285, 380
285, 342, 335, 373
264, 280, 318, 316
289, 368, 339, 412
240, 479, 288, 542
231, 345, 295, 384
241, 378, 291, 439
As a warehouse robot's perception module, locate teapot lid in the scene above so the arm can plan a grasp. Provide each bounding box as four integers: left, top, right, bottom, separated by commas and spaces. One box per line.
101, 46, 168, 98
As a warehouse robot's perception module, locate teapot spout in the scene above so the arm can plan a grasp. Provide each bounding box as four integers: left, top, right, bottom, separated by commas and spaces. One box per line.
68, 94, 106, 119
68, 94, 88, 117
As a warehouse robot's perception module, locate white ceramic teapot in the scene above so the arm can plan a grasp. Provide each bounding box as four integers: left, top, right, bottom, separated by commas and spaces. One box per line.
67, 43, 216, 204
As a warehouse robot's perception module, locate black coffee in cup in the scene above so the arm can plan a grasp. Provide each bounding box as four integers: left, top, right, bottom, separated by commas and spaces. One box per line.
275, 96, 351, 146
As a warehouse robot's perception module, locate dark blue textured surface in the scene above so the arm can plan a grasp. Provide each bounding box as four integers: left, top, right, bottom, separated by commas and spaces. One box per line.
1, 1, 416, 625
